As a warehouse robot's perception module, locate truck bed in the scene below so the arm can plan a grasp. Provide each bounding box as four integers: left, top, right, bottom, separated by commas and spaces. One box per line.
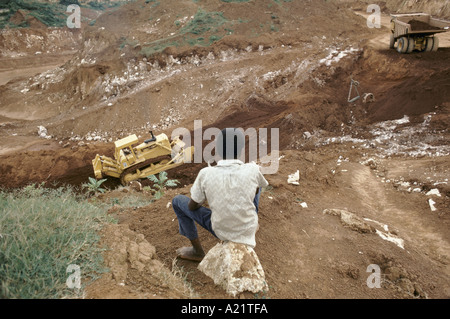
391, 13, 450, 39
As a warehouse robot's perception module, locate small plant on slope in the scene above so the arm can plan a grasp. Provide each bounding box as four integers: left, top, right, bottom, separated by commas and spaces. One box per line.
147, 171, 179, 200
82, 177, 107, 195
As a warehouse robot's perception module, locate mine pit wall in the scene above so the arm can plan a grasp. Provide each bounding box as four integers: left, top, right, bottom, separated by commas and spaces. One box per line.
0, 28, 82, 58
1, 0, 449, 190
334, 0, 450, 19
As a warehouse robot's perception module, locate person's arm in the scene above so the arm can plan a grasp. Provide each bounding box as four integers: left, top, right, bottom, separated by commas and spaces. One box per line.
188, 199, 202, 211
189, 169, 206, 211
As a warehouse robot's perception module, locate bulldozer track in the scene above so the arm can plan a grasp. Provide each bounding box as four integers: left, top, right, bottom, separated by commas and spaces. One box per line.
119, 154, 172, 185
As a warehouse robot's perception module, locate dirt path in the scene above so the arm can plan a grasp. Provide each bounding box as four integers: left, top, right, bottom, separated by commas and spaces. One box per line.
347, 162, 450, 276
0, 63, 64, 86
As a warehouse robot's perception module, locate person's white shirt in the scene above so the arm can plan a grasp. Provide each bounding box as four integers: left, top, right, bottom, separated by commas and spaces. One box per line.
190, 159, 269, 248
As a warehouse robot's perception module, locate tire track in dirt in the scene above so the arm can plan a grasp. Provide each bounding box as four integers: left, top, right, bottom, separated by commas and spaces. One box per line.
348, 162, 450, 277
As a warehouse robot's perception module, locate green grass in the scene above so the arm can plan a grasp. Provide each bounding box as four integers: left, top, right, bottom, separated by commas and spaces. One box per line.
0, 0, 67, 28
0, 184, 116, 299
140, 7, 231, 57
59, 0, 80, 6
140, 38, 180, 57
119, 36, 140, 49
0, 0, 132, 29
180, 8, 227, 36
86, 0, 134, 11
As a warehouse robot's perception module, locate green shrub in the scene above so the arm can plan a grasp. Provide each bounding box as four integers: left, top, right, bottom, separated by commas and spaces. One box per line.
82, 177, 107, 195
147, 171, 179, 200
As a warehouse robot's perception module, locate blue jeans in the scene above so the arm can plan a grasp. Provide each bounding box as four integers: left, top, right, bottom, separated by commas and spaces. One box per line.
172, 188, 262, 241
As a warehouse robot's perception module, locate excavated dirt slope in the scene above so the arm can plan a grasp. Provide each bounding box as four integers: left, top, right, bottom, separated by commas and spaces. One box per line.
0, 0, 449, 299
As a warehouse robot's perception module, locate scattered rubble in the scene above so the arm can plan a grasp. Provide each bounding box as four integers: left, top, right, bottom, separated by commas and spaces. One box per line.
37, 126, 51, 139
319, 46, 360, 67
426, 189, 441, 197
317, 113, 450, 158
287, 170, 300, 185
324, 209, 405, 249
428, 198, 437, 212
324, 209, 375, 234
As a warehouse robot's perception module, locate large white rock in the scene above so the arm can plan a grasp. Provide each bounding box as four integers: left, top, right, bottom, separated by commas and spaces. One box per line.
37, 125, 51, 139
287, 170, 300, 185
198, 241, 268, 297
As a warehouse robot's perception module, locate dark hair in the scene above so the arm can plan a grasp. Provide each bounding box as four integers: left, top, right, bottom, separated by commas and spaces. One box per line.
216, 128, 245, 160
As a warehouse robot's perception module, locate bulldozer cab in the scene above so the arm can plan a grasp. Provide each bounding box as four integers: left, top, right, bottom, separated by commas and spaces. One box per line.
114, 134, 139, 169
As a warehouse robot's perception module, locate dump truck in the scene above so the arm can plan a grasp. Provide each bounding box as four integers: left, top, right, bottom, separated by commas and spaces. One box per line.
92, 131, 194, 185
390, 13, 450, 53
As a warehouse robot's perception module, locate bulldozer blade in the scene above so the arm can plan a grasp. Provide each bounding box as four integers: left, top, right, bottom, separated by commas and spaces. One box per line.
92, 154, 103, 179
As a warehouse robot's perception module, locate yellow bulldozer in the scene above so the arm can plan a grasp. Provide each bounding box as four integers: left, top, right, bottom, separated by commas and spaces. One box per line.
92, 131, 194, 185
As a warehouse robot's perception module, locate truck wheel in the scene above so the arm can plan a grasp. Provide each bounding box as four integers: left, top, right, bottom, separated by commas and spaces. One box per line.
407, 38, 415, 53
425, 37, 433, 52
425, 37, 439, 52
431, 36, 439, 52
396, 37, 408, 54
390, 33, 395, 49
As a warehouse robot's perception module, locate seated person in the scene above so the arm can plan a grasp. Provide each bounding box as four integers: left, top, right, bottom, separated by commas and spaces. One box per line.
172, 128, 269, 261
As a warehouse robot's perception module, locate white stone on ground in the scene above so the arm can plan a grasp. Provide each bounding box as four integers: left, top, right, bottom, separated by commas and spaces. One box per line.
198, 241, 268, 297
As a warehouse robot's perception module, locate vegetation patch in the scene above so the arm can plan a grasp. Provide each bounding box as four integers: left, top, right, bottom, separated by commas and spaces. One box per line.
0, 0, 67, 28
141, 7, 234, 57
0, 0, 132, 29
180, 8, 227, 36
0, 184, 116, 298
140, 38, 179, 57
145, 171, 179, 200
